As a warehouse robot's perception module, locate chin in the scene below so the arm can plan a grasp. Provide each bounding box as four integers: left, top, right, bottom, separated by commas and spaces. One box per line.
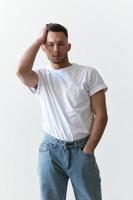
52, 59, 63, 64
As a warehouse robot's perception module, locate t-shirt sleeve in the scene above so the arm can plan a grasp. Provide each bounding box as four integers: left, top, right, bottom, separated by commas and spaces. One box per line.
28, 68, 42, 95
86, 68, 108, 96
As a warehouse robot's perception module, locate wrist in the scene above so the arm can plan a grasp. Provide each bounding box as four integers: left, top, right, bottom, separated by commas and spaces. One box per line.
84, 144, 94, 153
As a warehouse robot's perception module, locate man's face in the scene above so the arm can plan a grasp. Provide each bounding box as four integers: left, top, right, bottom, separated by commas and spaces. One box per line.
42, 31, 71, 65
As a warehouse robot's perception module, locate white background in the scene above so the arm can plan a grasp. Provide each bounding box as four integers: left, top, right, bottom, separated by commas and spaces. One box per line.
0, 0, 133, 199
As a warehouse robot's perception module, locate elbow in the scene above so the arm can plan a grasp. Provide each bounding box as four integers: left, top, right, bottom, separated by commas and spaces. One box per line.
16, 63, 28, 76
16, 69, 21, 77
16, 67, 28, 78
16, 69, 23, 79
16, 69, 20, 76
16, 68, 25, 83
16, 67, 24, 75
16, 65, 22, 76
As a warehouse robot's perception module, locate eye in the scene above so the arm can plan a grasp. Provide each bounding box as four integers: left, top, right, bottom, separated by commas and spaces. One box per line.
58, 42, 65, 46
46, 43, 54, 47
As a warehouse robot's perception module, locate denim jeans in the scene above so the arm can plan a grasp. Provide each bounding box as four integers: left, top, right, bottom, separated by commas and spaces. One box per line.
37, 133, 102, 200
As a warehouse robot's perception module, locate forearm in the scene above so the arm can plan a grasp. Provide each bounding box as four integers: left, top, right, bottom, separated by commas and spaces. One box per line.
84, 115, 108, 153
16, 39, 41, 74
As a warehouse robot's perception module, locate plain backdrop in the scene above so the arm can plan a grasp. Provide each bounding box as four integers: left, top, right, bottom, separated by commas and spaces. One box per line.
0, 0, 133, 199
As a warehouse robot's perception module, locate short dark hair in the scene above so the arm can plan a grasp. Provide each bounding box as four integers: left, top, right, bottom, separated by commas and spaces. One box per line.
46, 23, 68, 38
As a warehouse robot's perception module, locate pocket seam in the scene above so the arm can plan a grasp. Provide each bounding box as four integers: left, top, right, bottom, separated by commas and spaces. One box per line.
39, 143, 53, 152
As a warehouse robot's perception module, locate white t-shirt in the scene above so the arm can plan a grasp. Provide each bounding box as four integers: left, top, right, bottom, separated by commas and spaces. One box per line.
29, 63, 108, 141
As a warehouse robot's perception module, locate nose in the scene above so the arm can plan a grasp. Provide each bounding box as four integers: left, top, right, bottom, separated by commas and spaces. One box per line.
53, 44, 59, 52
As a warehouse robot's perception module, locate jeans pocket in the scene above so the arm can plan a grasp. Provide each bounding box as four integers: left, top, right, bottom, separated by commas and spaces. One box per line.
39, 142, 54, 152
78, 144, 94, 157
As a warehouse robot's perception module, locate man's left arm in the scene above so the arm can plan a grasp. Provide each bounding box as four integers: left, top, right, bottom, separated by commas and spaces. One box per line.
83, 90, 108, 154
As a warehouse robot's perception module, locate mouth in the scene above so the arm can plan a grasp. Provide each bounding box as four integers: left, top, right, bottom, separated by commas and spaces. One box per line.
53, 54, 61, 57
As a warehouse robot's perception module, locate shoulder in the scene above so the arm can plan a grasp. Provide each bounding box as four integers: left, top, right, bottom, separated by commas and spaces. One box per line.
75, 63, 97, 74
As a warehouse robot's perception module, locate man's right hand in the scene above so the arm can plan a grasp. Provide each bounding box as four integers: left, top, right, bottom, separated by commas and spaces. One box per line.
37, 27, 48, 45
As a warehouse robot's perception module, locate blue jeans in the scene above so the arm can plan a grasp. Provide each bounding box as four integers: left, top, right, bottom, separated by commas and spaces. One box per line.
37, 133, 102, 200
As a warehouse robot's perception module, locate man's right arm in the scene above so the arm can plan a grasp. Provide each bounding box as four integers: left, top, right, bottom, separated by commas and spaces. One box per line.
16, 28, 48, 88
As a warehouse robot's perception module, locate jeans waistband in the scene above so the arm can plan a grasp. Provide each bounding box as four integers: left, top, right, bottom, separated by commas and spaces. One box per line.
42, 133, 90, 149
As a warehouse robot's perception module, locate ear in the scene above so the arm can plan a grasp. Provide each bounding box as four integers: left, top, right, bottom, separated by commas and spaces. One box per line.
68, 43, 71, 52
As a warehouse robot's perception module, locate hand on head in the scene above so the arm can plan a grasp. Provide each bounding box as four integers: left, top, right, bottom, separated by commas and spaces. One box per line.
37, 27, 48, 45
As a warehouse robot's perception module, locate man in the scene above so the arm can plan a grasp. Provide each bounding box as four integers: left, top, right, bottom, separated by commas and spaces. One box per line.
16, 23, 108, 200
